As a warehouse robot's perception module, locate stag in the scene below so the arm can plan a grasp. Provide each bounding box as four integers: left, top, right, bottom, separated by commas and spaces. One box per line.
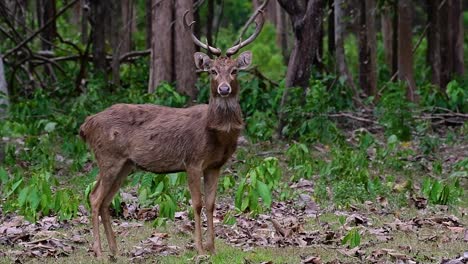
80, 1, 268, 258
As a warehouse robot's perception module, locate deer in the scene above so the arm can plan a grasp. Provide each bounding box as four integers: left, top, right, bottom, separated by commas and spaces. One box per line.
79, 1, 268, 258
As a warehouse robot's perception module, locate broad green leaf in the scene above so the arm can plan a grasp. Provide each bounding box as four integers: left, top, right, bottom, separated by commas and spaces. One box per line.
256, 180, 272, 208
0, 167, 8, 185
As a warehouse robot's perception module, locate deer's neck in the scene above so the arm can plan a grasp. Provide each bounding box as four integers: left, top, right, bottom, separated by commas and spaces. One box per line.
206, 96, 243, 133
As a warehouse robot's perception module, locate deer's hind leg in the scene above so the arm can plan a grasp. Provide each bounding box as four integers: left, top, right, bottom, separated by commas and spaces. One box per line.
100, 161, 133, 256
89, 158, 130, 257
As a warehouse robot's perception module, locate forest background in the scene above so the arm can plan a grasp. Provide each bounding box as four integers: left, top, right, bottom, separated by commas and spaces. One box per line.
0, 0, 467, 263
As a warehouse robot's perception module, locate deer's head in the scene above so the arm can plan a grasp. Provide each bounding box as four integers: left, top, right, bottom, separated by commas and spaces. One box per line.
183, 1, 267, 98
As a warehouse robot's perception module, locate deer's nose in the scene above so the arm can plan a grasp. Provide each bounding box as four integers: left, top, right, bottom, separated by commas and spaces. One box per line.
217, 84, 231, 97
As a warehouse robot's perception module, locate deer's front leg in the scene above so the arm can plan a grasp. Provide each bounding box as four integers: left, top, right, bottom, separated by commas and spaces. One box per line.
187, 166, 204, 254
203, 168, 220, 254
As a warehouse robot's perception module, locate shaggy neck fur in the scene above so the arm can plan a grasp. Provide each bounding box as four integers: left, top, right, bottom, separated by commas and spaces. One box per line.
207, 96, 243, 132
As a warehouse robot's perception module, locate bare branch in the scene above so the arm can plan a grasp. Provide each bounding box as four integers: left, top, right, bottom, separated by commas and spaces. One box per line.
4, 0, 79, 58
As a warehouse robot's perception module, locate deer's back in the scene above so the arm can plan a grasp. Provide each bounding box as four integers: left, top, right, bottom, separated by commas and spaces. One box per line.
80, 103, 212, 172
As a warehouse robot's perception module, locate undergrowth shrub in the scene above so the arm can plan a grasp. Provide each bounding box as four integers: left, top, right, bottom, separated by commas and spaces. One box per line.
377, 82, 414, 141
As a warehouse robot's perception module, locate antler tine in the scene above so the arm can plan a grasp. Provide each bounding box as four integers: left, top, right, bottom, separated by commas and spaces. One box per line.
226, 0, 269, 57
183, 10, 222, 56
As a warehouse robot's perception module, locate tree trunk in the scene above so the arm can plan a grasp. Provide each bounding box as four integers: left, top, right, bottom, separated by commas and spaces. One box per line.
91, 0, 107, 75
427, 0, 441, 88
277, 0, 325, 137
206, 0, 214, 48
327, 0, 335, 57
148, 0, 173, 93
276, 3, 289, 63
358, 0, 377, 97
334, 0, 356, 92
397, 0, 416, 101
0, 55, 9, 119
451, 0, 464, 77
174, 0, 197, 100
381, 9, 393, 67
111, 0, 123, 87
145, 0, 152, 49
39, 0, 57, 50
121, 0, 135, 54
391, 0, 398, 77
81, 0, 89, 44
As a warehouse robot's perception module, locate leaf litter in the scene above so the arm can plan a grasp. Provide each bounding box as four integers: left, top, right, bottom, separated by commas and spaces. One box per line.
1, 185, 466, 263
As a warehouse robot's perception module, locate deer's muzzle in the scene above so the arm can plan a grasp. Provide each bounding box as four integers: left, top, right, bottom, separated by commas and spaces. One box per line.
217, 84, 231, 97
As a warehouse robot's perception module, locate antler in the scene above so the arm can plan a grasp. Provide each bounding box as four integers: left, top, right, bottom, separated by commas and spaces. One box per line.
225, 0, 269, 57
183, 10, 222, 56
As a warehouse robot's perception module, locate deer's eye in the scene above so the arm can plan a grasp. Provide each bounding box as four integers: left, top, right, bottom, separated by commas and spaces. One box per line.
210, 70, 218, 75
231, 69, 238, 75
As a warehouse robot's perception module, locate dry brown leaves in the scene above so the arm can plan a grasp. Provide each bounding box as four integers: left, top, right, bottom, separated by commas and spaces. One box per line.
129, 231, 179, 262
0, 214, 86, 261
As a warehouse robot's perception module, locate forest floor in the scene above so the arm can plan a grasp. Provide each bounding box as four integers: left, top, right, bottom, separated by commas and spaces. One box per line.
0, 194, 467, 264
1, 124, 467, 264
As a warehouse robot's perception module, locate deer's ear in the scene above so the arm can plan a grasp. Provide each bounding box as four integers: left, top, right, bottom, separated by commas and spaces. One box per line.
236, 51, 252, 70
194, 52, 212, 71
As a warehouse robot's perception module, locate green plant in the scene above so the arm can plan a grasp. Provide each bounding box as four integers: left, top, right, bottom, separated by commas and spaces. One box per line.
286, 143, 315, 181
421, 178, 463, 205
133, 172, 190, 220
342, 228, 361, 248
2, 169, 79, 221
235, 157, 281, 214
377, 82, 414, 141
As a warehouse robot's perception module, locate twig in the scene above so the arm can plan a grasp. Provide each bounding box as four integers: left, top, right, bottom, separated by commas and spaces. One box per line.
247, 67, 279, 87
270, 219, 286, 237
327, 112, 380, 125
4, 0, 79, 58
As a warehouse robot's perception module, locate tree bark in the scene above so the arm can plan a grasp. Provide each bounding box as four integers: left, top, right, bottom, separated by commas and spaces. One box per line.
276, 2, 289, 63
427, 0, 441, 88
327, 0, 335, 57
381, 8, 393, 67
145, 0, 152, 49
277, 0, 325, 137
391, 0, 398, 77
334, 0, 356, 92
111, 0, 123, 87
90, 0, 107, 75
206, 0, 214, 48
148, 0, 173, 93
0, 55, 9, 119
121, 0, 135, 54
39, 0, 57, 51
358, 0, 377, 97
174, 0, 197, 99
81, 0, 89, 44
397, 0, 416, 101
451, 0, 464, 77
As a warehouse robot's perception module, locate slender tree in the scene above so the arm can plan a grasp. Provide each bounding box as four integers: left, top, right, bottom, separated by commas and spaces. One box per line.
276, 3, 289, 63
0, 55, 8, 119
38, 0, 57, 50
381, 5, 393, 68
358, 0, 377, 97
397, 0, 416, 101
277, 0, 325, 136
90, 0, 108, 75
451, 0, 464, 77
111, 0, 123, 87
327, 0, 335, 57
427, 0, 441, 88
174, 0, 197, 100
148, 0, 173, 93
148, 0, 197, 98
334, 0, 356, 92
